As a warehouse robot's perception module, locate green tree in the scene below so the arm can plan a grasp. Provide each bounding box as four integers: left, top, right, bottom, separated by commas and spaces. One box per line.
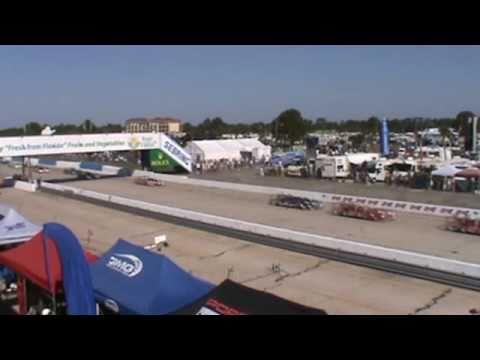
182, 122, 196, 139
272, 109, 307, 146
101, 123, 123, 133
81, 118, 97, 133
210, 117, 227, 138
303, 118, 314, 133
250, 122, 266, 137
366, 116, 379, 134
24, 122, 43, 135
314, 118, 328, 131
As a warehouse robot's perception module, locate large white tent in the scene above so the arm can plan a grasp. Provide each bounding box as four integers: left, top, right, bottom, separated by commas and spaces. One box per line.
185, 139, 271, 163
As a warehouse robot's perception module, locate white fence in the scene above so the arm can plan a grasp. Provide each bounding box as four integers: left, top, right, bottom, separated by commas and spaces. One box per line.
41, 181, 480, 279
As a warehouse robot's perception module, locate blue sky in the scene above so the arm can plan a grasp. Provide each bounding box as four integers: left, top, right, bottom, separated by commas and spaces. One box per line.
0, 45, 479, 127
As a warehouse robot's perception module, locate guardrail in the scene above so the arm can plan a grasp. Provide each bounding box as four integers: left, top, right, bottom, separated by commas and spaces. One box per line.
40, 181, 480, 290
132, 171, 478, 218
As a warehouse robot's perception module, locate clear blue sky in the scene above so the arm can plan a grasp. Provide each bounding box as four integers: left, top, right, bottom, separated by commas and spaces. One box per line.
0, 45, 479, 128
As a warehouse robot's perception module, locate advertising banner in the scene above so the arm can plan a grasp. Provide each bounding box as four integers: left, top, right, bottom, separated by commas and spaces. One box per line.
380, 118, 389, 156
0, 133, 161, 157
149, 149, 180, 173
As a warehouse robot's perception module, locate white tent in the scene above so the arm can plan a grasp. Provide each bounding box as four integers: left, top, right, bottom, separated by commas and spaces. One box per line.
185, 140, 233, 162
0, 205, 41, 246
345, 153, 380, 166
431, 165, 461, 177
185, 139, 271, 163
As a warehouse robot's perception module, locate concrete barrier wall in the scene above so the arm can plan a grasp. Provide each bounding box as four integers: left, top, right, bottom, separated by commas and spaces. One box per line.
131, 171, 477, 218
41, 181, 480, 279
14, 181, 38, 192
29, 158, 124, 176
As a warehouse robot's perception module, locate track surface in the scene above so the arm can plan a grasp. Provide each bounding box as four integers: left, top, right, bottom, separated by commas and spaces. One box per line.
66, 177, 480, 264
41, 185, 480, 292
4, 187, 480, 314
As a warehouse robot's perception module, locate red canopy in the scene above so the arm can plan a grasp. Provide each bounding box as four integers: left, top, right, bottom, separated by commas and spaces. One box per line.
0, 232, 98, 294
456, 168, 480, 178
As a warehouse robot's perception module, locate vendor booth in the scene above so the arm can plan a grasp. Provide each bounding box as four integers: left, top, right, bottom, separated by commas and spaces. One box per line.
90, 240, 214, 315
454, 168, 480, 192
0, 223, 97, 315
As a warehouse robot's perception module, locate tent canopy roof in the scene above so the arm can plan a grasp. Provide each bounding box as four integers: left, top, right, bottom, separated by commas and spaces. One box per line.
90, 240, 214, 314
174, 279, 327, 315
431, 165, 461, 177
0, 231, 98, 293
456, 168, 480, 178
188, 139, 270, 161
0, 205, 41, 245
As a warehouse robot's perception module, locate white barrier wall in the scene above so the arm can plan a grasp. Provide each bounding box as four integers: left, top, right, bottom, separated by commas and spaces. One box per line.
41, 181, 480, 279
132, 172, 478, 218
14, 181, 38, 192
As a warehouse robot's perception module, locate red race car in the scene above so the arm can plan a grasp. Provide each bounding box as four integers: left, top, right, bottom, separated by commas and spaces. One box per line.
333, 202, 396, 222
447, 213, 480, 235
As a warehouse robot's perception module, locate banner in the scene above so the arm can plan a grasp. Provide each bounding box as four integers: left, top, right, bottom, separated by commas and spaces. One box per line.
380, 118, 389, 156
0, 133, 161, 157
149, 149, 181, 173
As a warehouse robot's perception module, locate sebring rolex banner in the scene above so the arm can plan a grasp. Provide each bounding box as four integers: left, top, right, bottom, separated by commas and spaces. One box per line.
149, 149, 181, 173
0, 132, 192, 173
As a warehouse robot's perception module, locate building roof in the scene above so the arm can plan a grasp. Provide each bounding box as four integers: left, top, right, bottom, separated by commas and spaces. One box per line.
126, 117, 182, 125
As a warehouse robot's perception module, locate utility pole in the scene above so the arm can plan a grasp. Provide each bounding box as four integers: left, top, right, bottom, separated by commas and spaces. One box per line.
473, 116, 478, 160
275, 118, 279, 150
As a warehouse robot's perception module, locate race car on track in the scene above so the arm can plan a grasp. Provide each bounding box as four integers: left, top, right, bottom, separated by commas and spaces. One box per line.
134, 176, 164, 187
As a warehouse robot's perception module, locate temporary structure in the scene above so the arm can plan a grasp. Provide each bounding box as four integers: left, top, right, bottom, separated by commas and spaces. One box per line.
431, 165, 461, 178
456, 168, 480, 178
0, 223, 98, 315
173, 279, 327, 315
185, 139, 271, 163
90, 240, 214, 315
0, 205, 41, 246
185, 140, 237, 162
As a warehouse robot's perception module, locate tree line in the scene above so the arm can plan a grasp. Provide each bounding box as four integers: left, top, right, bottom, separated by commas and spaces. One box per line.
0, 119, 123, 137
183, 110, 476, 145
1, 110, 475, 147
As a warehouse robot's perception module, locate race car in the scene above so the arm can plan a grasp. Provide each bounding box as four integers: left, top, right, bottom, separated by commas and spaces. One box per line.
333, 202, 396, 221
134, 176, 164, 187
35, 167, 50, 174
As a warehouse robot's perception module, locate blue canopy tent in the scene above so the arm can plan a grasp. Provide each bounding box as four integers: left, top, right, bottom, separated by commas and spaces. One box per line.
90, 240, 214, 315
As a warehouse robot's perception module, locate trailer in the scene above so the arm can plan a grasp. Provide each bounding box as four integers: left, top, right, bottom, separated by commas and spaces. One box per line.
314, 155, 350, 179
